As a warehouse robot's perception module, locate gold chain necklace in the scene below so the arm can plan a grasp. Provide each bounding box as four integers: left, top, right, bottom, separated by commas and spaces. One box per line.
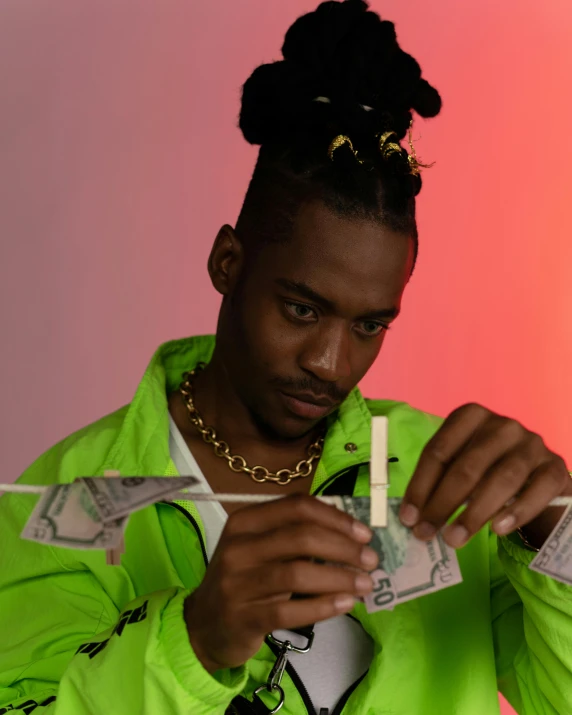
178, 363, 325, 486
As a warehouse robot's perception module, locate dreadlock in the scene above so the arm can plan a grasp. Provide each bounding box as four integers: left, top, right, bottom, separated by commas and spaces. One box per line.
235, 0, 441, 272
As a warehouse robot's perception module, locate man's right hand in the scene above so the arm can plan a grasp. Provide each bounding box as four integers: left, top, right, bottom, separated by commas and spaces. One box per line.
183, 494, 379, 674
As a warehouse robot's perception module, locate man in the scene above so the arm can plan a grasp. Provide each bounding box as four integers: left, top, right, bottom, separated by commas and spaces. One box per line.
1, 1, 571, 713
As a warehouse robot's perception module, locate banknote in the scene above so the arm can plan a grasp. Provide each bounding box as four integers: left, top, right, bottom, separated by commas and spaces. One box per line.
332, 496, 409, 574
331, 496, 463, 613
12, 476, 572, 595
364, 535, 462, 613
530, 505, 572, 585
20, 478, 463, 611
80, 476, 199, 521
20, 476, 198, 550
21, 482, 127, 550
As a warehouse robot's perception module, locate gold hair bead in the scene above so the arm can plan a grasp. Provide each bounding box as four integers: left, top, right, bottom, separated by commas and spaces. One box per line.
328, 134, 364, 164
378, 131, 403, 161
327, 120, 434, 176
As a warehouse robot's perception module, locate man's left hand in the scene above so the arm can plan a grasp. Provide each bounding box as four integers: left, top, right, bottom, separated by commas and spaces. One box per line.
398, 403, 572, 549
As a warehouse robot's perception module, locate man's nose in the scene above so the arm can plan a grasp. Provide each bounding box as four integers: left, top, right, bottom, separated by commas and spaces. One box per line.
299, 324, 352, 383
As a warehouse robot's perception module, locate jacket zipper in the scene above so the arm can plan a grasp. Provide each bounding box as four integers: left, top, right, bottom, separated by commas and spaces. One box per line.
310, 462, 370, 498
311, 465, 372, 714
162, 462, 372, 715
330, 672, 367, 715
165, 501, 209, 565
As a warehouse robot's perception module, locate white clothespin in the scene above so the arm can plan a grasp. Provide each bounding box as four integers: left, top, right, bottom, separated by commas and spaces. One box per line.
370, 416, 389, 528
104, 470, 124, 566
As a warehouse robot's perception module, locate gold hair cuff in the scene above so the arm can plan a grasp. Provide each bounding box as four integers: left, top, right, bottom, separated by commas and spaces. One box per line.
378, 131, 403, 161
328, 120, 434, 176
327, 135, 364, 164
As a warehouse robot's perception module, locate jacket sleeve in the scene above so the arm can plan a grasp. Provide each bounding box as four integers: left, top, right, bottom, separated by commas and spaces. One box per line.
490, 527, 572, 714
0, 493, 247, 715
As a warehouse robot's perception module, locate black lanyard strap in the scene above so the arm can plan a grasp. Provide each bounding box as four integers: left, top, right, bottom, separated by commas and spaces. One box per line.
232, 461, 384, 715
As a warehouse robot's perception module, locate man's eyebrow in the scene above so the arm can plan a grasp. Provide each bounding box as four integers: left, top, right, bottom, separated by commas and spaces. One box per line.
361, 306, 400, 320
275, 278, 400, 320
276, 278, 335, 310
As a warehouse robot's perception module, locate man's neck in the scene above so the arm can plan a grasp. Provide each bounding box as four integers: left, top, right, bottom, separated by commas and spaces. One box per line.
168, 352, 323, 474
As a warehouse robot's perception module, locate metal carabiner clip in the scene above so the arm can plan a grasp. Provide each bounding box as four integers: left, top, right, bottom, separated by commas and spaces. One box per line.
253, 631, 314, 714
252, 683, 285, 714
252, 640, 294, 714
267, 631, 314, 654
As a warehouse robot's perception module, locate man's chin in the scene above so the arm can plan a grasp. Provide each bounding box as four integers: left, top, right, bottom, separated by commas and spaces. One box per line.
277, 419, 323, 441
250, 407, 324, 442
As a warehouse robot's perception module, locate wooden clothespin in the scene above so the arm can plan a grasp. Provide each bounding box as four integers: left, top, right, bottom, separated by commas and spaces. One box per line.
104, 470, 124, 566
370, 416, 389, 528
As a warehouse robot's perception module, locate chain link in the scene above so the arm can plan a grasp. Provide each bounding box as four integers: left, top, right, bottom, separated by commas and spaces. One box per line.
178, 363, 324, 486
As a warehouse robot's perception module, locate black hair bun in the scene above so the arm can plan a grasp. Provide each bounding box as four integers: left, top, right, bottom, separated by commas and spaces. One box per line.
239, 0, 441, 148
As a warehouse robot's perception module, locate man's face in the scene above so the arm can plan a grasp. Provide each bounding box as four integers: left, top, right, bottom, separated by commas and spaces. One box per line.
217, 201, 414, 440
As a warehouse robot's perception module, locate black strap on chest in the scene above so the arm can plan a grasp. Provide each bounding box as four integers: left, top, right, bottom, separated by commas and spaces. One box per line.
226, 696, 272, 715
228, 464, 367, 715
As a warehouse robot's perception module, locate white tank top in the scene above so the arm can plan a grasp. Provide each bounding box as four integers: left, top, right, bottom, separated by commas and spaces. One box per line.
168, 415, 374, 714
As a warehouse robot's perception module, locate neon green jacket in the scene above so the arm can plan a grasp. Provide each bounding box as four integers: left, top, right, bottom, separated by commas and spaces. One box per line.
1, 335, 571, 715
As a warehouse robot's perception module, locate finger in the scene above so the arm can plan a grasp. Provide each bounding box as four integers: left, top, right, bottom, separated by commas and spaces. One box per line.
235, 561, 374, 602
224, 493, 372, 543
416, 425, 535, 540
217, 523, 379, 572
491, 459, 570, 536
250, 592, 358, 634
400, 404, 489, 528
440, 449, 538, 548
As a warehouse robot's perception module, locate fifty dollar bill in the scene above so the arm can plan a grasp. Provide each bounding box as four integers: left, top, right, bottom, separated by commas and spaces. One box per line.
331, 496, 462, 612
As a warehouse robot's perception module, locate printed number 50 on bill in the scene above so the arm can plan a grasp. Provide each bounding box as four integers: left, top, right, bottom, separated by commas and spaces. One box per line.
367, 569, 397, 612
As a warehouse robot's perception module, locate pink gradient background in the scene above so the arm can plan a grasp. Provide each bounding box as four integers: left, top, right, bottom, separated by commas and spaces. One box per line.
2, 2, 572, 712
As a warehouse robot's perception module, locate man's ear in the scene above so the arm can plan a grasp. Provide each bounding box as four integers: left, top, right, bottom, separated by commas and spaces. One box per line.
208, 225, 244, 296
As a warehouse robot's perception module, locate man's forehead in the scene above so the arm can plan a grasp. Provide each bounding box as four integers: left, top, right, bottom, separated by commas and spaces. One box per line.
270, 230, 412, 290
287, 201, 412, 263
291, 200, 379, 241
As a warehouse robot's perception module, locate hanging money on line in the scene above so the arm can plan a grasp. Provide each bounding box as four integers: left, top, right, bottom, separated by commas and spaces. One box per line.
19, 477, 199, 551
4, 478, 572, 613
4, 477, 462, 614
20, 481, 128, 551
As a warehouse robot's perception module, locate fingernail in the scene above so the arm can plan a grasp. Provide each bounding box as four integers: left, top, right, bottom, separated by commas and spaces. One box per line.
415, 521, 436, 540
335, 595, 356, 612
494, 514, 516, 535
361, 546, 379, 570
400, 503, 419, 527
352, 520, 373, 542
444, 524, 469, 548
355, 573, 373, 594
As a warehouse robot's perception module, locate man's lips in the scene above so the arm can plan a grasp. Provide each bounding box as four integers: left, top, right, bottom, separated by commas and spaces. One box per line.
279, 391, 339, 420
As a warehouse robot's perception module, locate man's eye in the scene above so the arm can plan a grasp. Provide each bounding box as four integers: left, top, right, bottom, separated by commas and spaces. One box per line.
358, 321, 388, 337
285, 302, 316, 320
